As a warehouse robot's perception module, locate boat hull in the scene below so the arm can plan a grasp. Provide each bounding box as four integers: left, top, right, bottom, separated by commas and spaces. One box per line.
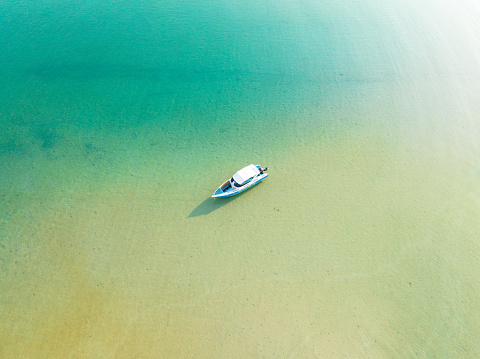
212, 173, 268, 198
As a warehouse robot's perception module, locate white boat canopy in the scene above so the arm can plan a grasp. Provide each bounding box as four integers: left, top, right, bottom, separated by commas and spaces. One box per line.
233, 164, 260, 185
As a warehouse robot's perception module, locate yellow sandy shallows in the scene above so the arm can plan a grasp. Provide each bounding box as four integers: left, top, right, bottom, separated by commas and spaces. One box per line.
2, 125, 479, 357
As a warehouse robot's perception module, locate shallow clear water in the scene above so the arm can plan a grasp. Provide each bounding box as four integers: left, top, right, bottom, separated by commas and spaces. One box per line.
1, 0, 480, 357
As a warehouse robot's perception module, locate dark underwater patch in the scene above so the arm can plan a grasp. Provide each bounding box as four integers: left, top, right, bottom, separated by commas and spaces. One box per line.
33, 124, 58, 149
0, 139, 25, 156
26, 62, 163, 81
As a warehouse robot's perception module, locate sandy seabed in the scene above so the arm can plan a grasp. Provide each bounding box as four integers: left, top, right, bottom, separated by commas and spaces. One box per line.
2, 91, 480, 356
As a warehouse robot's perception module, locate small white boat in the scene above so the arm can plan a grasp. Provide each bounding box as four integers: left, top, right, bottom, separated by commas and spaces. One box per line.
212, 164, 268, 198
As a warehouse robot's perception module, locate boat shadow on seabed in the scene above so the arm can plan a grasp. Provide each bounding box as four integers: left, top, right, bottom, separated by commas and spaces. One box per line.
187, 186, 258, 218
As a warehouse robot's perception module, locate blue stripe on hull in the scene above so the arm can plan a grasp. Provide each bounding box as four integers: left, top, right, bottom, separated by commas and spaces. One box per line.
212, 173, 268, 198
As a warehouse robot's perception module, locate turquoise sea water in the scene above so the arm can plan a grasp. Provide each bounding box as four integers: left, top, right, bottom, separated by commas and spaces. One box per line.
1, 0, 398, 220
1, 0, 480, 357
